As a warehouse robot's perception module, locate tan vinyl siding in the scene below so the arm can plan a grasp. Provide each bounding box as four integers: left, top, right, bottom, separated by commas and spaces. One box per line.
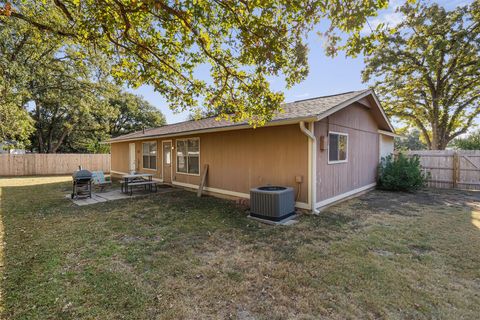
110, 124, 309, 203
315, 103, 380, 202
110, 142, 130, 174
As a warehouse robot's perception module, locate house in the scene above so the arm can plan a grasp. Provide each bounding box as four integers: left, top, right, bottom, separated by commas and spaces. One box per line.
108, 89, 398, 212
0, 140, 26, 154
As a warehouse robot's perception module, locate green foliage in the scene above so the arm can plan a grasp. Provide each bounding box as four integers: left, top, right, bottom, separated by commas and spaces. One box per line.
394, 129, 427, 151
377, 154, 427, 192
1, 0, 389, 125
0, 17, 165, 153
57, 91, 166, 153
0, 16, 36, 146
0, 103, 33, 148
451, 131, 480, 150
107, 91, 166, 138
363, 1, 480, 150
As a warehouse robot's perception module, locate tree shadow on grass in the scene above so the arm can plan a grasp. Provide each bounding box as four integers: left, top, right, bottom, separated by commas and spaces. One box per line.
1, 179, 480, 319
0, 177, 259, 319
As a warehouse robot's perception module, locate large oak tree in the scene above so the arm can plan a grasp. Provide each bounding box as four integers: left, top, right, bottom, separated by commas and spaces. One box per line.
1, 0, 389, 125
54, 91, 167, 153
0, 16, 36, 147
0, 17, 166, 152
363, 1, 480, 150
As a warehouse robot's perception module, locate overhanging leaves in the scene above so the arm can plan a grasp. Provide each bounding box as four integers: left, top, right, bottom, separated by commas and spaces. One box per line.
1, 0, 389, 125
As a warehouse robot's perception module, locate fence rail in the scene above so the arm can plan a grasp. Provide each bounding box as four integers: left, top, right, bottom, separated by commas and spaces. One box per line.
403, 150, 480, 190
0, 154, 110, 176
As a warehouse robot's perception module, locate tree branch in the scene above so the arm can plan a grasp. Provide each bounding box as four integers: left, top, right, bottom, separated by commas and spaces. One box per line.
7, 11, 76, 37
53, 0, 74, 22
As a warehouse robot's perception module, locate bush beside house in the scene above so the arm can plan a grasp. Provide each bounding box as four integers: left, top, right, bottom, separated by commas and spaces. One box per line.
377, 154, 427, 192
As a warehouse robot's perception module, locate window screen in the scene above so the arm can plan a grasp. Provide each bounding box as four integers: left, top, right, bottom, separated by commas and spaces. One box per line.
329, 133, 347, 162
142, 142, 157, 169
176, 138, 200, 174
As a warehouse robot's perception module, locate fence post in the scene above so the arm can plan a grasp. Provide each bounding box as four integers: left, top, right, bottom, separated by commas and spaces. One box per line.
452, 152, 459, 189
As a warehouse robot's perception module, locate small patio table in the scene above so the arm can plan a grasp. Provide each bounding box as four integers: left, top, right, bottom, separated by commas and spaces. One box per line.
121, 173, 153, 193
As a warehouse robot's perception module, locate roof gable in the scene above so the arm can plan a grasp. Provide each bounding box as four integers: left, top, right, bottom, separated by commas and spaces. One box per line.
312, 90, 394, 132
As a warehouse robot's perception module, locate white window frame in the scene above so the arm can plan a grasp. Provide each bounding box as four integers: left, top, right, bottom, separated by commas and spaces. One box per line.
327, 131, 348, 164
142, 141, 157, 171
175, 137, 200, 176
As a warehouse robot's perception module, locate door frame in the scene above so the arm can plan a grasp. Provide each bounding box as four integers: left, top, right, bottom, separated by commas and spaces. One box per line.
162, 140, 173, 183
129, 142, 136, 172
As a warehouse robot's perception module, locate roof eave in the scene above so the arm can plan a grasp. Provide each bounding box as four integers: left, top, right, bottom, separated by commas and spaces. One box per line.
378, 129, 402, 138
106, 116, 318, 144
369, 90, 396, 133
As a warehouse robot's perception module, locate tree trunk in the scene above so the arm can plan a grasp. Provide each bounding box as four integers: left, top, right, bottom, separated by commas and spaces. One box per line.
35, 100, 45, 153
430, 140, 446, 150
50, 126, 72, 153
438, 134, 451, 150
47, 125, 54, 153
430, 125, 452, 150
429, 119, 450, 150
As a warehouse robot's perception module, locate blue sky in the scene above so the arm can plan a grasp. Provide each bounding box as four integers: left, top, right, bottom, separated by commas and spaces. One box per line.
129, 0, 472, 124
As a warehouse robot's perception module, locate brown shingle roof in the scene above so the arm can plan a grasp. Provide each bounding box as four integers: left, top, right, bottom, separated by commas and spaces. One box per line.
109, 89, 369, 143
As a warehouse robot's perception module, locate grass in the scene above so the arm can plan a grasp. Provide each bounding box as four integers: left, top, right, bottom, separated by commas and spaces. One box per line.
1, 176, 480, 319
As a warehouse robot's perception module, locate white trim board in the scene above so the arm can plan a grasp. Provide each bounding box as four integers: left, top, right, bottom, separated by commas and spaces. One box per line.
327, 131, 348, 164
172, 181, 310, 210
378, 129, 402, 138
110, 171, 309, 208
369, 92, 396, 133
172, 181, 249, 198
315, 183, 376, 209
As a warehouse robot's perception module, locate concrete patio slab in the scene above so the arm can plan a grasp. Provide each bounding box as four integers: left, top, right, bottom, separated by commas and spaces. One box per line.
96, 191, 131, 201
66, 187, 176, 206
65, 193, 110, 206
247, 213, 300, 226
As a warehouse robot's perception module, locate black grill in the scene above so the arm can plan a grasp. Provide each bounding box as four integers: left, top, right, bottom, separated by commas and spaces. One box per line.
71, 168, 92, 199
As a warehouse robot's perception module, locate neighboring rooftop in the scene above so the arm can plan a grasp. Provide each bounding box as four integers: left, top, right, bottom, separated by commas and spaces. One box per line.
109, 89, 376, 143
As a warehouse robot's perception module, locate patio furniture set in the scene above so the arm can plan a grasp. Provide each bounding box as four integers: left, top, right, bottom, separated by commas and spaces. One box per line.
71, 168, 159, 199
120, 173, 158, 195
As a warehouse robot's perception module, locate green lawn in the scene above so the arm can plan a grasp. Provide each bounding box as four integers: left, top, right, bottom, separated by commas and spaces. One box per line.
1, 176, 480, 319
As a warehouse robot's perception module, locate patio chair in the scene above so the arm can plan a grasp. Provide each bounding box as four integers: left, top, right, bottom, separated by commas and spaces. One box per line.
91, 171, 112, 192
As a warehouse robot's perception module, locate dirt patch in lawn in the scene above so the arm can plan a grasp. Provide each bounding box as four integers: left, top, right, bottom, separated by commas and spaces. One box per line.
358, 188, 476, 212
1, 177, 480, 319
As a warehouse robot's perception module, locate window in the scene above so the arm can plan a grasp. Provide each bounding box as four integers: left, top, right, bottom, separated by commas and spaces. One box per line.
328, 132, 348, 163
142, 142, 157, 170
163, 143, 171, 165
176, 138, 200, 175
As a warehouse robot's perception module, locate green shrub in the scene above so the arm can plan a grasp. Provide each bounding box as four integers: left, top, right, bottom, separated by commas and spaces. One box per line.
377, 153, 428, 192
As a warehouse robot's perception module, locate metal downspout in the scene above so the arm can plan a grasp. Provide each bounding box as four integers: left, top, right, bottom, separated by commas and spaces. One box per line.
299, 121, 319, 214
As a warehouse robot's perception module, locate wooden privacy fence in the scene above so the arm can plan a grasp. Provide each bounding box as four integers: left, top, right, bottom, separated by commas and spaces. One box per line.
403, 150, 480, 190
0, 154, 110, 176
